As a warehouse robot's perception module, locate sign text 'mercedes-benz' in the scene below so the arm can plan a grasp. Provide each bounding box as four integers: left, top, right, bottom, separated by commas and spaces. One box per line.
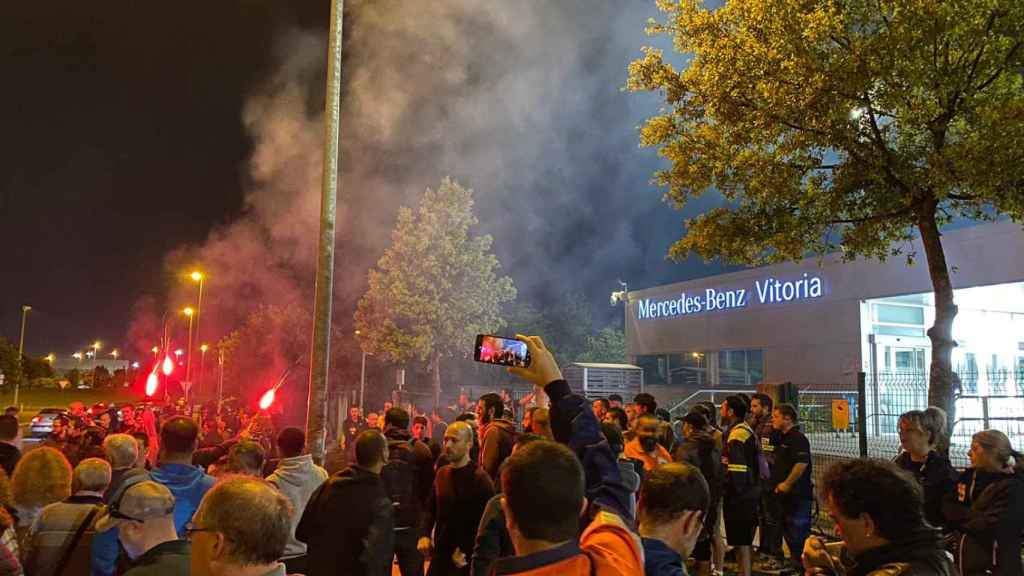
636, 273, 824, 320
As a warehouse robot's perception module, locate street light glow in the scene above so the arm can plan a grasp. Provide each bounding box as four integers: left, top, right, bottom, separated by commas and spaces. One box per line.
174, 349, 184, 357
72, 352, 83, 360
110, 349, 119, 358
190, 271, 204, 282
151, 346, 159, 355
200, 344, 209, 353
45, 354, 55, 363
183, 307, 194, 317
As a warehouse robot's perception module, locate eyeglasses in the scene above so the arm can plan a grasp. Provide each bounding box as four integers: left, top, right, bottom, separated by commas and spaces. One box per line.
184, 522, 216, 541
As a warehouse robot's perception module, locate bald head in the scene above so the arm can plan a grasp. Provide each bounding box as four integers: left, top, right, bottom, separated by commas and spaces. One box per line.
444, 421, 474, 465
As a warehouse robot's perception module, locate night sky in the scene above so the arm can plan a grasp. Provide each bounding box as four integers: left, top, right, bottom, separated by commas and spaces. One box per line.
1, 1, 732, 359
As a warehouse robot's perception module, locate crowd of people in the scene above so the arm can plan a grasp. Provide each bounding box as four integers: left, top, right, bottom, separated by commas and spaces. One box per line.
0, 336, 1018, 575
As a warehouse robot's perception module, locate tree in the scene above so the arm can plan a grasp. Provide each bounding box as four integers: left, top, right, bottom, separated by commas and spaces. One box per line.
355, 178, 517, 408
578, 327, 627, 364
217, 303, 310, 405
0, 338, 21, 389
628, 0, 1024, 437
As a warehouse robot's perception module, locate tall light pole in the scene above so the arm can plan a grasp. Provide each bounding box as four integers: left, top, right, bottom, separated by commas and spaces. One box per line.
183, 307, 195, 387
305, 0, 344, 464
190, 271, 204, 382
91, 341, 102, 388
199, 344, 208, 398
14, 305, 31, 406
355, 330, 367, 408
217, 347, 225, 416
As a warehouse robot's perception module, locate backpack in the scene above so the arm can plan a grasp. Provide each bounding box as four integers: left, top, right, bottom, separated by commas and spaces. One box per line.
380, 439, 420, 529
752, 426, 771, 481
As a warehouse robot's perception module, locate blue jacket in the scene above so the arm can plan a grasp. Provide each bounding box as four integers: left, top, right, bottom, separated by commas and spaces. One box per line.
643, 537, 686, 576
150, 463, 217, 536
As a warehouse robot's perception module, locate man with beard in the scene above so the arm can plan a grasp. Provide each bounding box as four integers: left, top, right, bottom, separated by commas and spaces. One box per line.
720, 396, 761, 576
418, 421, 494, 575
624, 413, 672, 472
476, 393, 516, 485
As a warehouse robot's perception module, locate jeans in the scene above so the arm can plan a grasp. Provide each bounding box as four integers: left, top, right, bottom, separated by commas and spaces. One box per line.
394, 528, 425, 576
781, 496, 813, 567
759, 487, 783, 558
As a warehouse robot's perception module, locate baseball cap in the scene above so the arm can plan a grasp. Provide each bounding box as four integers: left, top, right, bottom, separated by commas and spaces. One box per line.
95, 473, 176, 533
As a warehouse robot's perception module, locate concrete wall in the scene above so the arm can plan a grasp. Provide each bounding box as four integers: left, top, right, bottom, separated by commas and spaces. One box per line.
625, 222, 1024, 386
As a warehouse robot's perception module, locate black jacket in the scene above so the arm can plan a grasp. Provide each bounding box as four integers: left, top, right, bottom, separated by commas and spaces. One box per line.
123, 539, 190, 576
826, 528, 955, 576
894, 451, 958, 530
0, 443, 20, 479
297, 465, 394, 576
383, 426, 436, 531
943, 467, 1024, 576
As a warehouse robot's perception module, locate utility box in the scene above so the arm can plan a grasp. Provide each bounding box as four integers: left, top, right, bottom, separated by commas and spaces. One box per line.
563, 363, 644, 400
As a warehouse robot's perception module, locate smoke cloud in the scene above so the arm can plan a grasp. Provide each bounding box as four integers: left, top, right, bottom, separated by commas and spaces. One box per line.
131, 0, 726, 400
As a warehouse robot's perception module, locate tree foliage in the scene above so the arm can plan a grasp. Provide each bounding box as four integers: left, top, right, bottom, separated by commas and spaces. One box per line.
218, 302, 310, 402
355, 178, 516, 401
628, 0, 1024, 438
629, 0, 1023, 264
578, 327, 627, 364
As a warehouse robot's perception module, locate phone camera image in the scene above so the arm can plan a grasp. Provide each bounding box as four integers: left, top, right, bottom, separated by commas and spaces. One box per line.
475, 335, 531, 368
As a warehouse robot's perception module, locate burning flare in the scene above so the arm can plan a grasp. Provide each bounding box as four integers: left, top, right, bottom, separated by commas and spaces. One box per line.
258, 388, 276, 411
161, 355, 174, 376
145, 371, 159, 396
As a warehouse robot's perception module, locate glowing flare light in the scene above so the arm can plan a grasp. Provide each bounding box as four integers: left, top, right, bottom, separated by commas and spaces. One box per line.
258, 388, 276, 411
146, 372, 159, 396
161, 355, 175, 376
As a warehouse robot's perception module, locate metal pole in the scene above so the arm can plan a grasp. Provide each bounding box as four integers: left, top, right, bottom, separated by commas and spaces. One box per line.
870, 334, 881, 436
306, 0, 343, 465
217, 349, 225, 416
185, 314, 195, 386
15, 305, 31, 407
195, 276, 203, 376
857, 371, 868, 458
359, 351, 366, 408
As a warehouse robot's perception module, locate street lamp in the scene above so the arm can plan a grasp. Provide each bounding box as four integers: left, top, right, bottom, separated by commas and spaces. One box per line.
199, 344, 209, 398
14, 305, 31, 406
355, 330, 369, 408
92, 341, 102, 388
189, 271, 205, 392
45, 353, 55, 364
183, 307, 195, 385
151, 346, 159, 357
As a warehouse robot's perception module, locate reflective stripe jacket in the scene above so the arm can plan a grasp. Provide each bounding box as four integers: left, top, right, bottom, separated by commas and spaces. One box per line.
723, 422, 760, 499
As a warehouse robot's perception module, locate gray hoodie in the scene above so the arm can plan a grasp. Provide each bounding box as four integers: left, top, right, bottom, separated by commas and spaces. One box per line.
267, 454, 329, 559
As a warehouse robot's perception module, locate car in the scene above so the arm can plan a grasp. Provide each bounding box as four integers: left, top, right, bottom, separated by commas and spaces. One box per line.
29, 408, 68, 438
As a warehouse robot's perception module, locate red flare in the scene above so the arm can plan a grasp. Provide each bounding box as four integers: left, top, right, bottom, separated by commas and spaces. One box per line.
146, 372, 159, 396
258, 388, 276, 411
161, 355, 174, 376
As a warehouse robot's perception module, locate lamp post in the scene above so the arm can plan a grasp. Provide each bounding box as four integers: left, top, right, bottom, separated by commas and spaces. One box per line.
14, 305, 31, 406
217, 347, 225, 416
199, 344, 208, 398
355, 330, 367, 408
91, 341, 101, 388
183, 307, 195, 386
189, 271, 204, 384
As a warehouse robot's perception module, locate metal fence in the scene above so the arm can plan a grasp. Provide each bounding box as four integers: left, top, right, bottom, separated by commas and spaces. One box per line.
663, 369, 1024, 537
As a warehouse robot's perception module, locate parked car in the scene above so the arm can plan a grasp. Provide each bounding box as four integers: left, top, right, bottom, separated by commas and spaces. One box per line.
29, 408, 68, 438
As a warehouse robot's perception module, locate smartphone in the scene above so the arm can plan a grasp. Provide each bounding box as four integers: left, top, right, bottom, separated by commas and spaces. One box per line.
473, 335, 531, 368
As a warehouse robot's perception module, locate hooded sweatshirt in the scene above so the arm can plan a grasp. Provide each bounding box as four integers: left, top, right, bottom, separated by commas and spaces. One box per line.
150, 462, 217, 537
480, 418, 516, 484
267, 454, 329, 559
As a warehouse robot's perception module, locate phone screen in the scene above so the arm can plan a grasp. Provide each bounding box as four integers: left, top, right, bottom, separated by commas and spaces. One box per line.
474, 335, 531, 368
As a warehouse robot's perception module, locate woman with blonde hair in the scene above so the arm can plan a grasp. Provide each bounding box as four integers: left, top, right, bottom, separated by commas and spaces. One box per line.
10, 448, 72, 538
943, 429, 1024, 576
894, 407, 958, 528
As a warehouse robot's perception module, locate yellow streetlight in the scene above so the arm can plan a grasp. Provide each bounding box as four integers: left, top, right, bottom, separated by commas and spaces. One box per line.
190, 271, 204, 282
151, 346, 159, 356
199, 344, 209, 397
182, 306, 196, 388
91, 342, 102, 387
72, 352, 83, 361
110, 349, 119, 359
188, 271, 205, 399
45, 353, 55, 363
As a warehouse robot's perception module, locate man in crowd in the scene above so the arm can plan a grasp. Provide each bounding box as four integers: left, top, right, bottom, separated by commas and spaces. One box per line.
343, 405, 366, 460
0, 415, 21, 477
522, 406, 553, 440
151, 416, 217, 536
748, 393, 781, 570
119, 404, 138, 435
720, 396, 761, 576
26, 457, 111, 574
383, 407, 435, 576
190, 477, 293, 576
492, 334, 643, 575
608, 394, 623, 410
605, 406, 629, 431
500, 389, 516, 422
266, 427, 328, 573
223, 440, 265, 477
431, 412, 448, 446
95, 477, 189, 575
477, 393, 516, 484
367, 412, 381, 431
412, 415, 429, 442
419, 421, 494, 575
625, 413, 672, 471
638, 462, 710, 576
299, 429, 394, 575
634, 393, 657, 417
103, 433, 140, 501
768, 403, 812, 572
592, 398, 610, 422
